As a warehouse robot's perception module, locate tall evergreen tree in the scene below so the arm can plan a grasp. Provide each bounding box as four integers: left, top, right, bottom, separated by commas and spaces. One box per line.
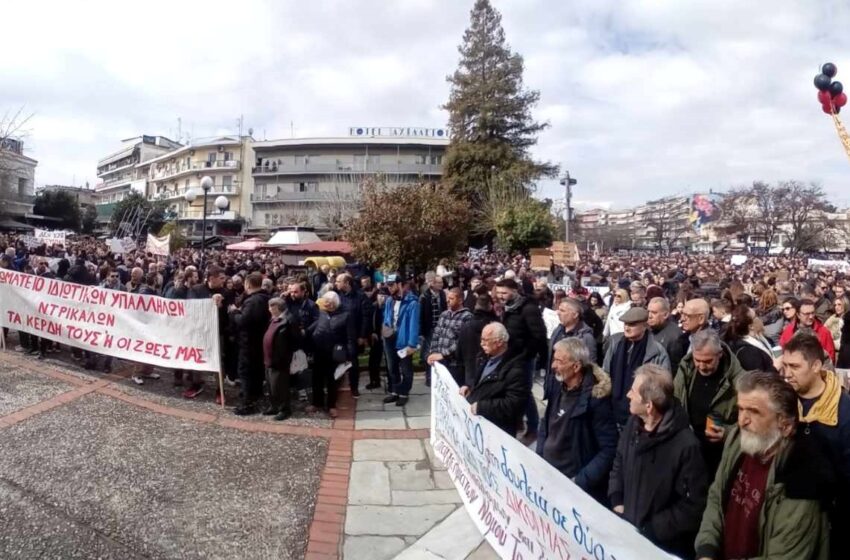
443, 0, 557, 213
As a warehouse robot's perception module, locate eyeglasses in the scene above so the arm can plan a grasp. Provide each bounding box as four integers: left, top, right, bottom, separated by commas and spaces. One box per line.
799, 311, 815, 317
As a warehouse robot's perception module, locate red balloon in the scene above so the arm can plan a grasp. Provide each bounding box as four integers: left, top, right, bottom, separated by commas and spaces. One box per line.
835, 93, 848, 108
823, 103, 835, 114
819, 90, 832, 104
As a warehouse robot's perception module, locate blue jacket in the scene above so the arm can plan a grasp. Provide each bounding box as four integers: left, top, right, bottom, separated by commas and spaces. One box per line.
536, 364, 618, 500
383, 291, 420, 350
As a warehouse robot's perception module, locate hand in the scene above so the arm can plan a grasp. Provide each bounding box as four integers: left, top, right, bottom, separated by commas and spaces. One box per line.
228, 304, 238, 313
212, 293, 223, 307
405, 346, 417, 357
427, 353, 444, 365
470, 402, 478, 415
459, 386, 471, 398
705, 424, 725, 443
613, 505, 624, 515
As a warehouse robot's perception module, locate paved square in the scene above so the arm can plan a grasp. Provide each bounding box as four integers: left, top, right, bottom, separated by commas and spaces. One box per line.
0, 393, 327, 560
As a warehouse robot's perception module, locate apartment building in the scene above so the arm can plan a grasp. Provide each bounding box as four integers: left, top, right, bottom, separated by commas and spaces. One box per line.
249, 130, 448, 235
0, 138, 38, 228
95, 135, 182, 225
144, 135, 254, 239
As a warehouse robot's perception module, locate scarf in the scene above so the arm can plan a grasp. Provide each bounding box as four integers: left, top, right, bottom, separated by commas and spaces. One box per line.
611, 333, 649, 401
799, 370, 841, 427
742, 335, 774, 359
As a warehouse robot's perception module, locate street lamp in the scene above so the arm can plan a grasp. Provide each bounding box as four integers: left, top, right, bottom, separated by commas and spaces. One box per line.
559, 171, 578, 244
184, 176, 220, 269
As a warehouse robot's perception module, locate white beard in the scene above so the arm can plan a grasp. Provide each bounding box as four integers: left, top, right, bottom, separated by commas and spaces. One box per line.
554, 373, 564, 384
740, 426, 783, 457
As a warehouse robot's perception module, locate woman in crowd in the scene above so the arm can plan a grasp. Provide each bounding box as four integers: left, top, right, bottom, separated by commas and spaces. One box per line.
764, 296, 799, 345
722, 304, 776, 373
825, 296, 848, 355
588, 291, 608, 324
307, 291, 356, 418
603, 288, 631, 339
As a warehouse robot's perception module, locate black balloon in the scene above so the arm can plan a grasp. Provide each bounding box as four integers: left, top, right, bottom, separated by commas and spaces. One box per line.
815, 73, 832, 91
830, 81, 844, 96
822, 62, 838, 78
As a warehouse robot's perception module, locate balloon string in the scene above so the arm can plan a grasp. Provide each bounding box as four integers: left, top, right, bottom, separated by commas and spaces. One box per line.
831, 112, 850, 164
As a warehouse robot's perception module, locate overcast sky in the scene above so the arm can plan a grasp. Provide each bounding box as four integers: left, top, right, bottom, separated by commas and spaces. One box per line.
4, 0, 850, 209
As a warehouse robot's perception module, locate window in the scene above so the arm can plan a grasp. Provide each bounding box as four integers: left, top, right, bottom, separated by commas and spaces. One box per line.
429, 155, 442, 165
207, 152, 216, 163
298, 182, 317, 193
223, 151, 233, 161
18, 177, 27, 197
264, 213, 270, 225
222, 175, 233, 190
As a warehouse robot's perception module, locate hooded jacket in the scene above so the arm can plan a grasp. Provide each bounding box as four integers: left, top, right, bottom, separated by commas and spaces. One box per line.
383, 291, 420, 351
695, 427, 833, 560
536, 364, 618, 500
608, 402, 708, 558
501, 294, 548, 362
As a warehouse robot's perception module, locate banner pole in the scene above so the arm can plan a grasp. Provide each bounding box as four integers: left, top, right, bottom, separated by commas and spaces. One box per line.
217, 365, 226, 408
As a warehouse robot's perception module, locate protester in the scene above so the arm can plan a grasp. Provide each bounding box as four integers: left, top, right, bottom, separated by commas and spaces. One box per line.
722, 304, 777, 373
463, 323, 529, 437
823, 296, 846, 354
189, 264, 234, 400
536, 338, 617, 502
228, 272, 271, 415
419, 273, 447, 386
427, 287, 473, 386
334, 272, 371, 397
603, 288, 631, 339
695, 370, 833, 560
647, 296, 685, 371
382, 276, 420, 407
543, 298, 598, 401
781, 333, 850, 559
262, 297, 300, 421
602, 306, 671, 428
457, 293, 496, 389
674, 329, 744, 476
309, 291, 356, 417
609, 364, 707, 558
779, 298, 836, 363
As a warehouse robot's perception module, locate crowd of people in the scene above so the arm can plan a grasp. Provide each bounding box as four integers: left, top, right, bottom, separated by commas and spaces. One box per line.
3, 233, 850, 559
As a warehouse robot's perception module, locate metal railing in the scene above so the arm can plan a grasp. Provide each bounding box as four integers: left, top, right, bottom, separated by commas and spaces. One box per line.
150, 159, 240, 181
251, 162, 442, 175
151, 184, 240, 201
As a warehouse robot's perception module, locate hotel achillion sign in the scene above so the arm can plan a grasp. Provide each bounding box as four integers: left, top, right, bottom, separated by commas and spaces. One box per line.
349, 126, 450, 139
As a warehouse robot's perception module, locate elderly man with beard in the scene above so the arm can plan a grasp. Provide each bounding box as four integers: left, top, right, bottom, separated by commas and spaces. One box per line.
695, 370, 833, 560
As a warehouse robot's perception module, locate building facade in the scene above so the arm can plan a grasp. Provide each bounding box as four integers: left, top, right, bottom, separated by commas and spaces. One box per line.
249, 135, 448, 235
144, 135, 254, 240
39, 184, 99, 208
0, 138, 38, 228
95, 135, 182, 226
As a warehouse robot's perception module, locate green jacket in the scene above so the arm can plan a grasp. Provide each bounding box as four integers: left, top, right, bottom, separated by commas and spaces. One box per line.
674, 343, 744, 429
695, 427, 831, 560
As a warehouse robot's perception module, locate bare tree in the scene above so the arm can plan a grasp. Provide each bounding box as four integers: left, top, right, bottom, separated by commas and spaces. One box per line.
315, 176, 361, 240
717, 187, 760, 251
780, 181, 837, 255
640, 196, 690, 252
277, 202, 313, 228
0, 107, 35, 220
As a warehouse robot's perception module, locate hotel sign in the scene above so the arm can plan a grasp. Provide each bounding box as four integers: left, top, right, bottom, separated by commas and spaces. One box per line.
349, 126, 449, 138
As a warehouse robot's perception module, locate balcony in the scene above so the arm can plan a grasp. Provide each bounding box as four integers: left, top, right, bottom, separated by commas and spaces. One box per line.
175, 209, 239, 221
250, 191, 333, 203
150, 159, 241, 181
251, 162, 442, 176
150, 184, 240, 201
95, 175, 134, 191
97, 161, 136, 178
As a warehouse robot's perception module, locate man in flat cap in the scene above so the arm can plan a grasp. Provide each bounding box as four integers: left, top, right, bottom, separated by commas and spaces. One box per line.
603, 306, 671, 429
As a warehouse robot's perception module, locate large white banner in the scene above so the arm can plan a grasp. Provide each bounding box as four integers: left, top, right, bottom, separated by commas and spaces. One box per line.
146, 233, 171, 256
34, 229, 66, 248
808, 258, 850, 272
0, 269, 220, 372
430, 364, 672, 560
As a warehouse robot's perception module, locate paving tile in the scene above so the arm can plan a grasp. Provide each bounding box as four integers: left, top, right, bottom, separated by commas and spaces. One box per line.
344, 505, 454, 536
354, 440, 425, 462
397, 506, 484, 560
403, 398, 431, 417
392, 490, 462, 506
433, 471, 454, 490
343, 536, 406, 560
349, 462, 391, 505
406, 416, 431, 430
355, 411, 407, 430
464, 541, 500, 560
388, 461, 434, 491
424, 441, 446, 471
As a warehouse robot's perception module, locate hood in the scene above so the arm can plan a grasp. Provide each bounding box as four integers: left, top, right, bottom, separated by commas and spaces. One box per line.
589, 364, 612, 399
634, 400, 691, 451
503, 294, 527, 314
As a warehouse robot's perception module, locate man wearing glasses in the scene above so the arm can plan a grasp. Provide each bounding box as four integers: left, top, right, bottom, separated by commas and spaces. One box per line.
779, 298, 836, 363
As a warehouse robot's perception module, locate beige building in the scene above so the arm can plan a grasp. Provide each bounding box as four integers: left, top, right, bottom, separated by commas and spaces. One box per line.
95, 135, 182, 225
0, 138, 38, 228
144, 135, 254, 239
249, 133, 448, 236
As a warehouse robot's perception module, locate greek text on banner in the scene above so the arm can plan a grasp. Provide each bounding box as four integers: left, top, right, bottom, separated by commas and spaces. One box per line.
429, 363, 672, 560
0, 269, 220, 372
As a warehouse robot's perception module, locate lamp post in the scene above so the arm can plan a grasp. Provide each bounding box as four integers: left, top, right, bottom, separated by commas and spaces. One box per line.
560, 171, 577, 243
184, 176, 228, 270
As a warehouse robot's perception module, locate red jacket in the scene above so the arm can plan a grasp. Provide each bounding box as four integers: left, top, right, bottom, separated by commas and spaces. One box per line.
779, 320, 836, 363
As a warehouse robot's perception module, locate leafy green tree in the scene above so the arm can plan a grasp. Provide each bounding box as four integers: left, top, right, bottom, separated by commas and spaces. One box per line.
345, 179, 469, 272
33, 190, 81, 231
80, 204, 98, 234
443, 0, 557, 214
494, 197, 555, 253
109, 191, 166, 237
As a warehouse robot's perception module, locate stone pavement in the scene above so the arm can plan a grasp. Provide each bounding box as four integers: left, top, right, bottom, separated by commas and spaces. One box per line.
0, 339, 501, 559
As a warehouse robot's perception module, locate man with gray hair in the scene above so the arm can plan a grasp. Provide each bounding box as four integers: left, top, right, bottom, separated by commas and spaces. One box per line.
465, 323, 530, 437
609, 364, 708, 557
536, 338, 617, 502
674, 328, 745, 476
543, 298, 598, 402
647, 296, 685, 370
695, 371, 833, 560
262, 297, 300, 421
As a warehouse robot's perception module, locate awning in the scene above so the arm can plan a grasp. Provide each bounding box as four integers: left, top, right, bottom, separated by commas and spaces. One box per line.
226, 237, 267, 251
0, 219, 35, 231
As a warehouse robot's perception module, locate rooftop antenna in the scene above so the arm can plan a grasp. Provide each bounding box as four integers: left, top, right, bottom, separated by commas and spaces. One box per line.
177, 117, 182, 142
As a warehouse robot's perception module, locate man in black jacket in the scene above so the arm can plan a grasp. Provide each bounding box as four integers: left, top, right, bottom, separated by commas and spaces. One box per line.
189, 265, 234, 401
335, 272, 371, 397
609, 364, 708, 558
462, 323, 530, 437
420, 274, 447, 386
229, 272, 271, 415
457, 294, 496, 389
496, 278, 547, 442
262, 297, 300, 421
647, 297, 685, 371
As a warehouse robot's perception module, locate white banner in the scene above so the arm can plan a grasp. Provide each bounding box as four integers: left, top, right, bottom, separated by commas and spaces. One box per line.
0, 269, 220, 372
146, 233, 171, 256
430, 364, 671, 560
108, 237, 137, 254
34, 229, 66, 248
20, 235, 41, 249
808, 258, 850, 272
